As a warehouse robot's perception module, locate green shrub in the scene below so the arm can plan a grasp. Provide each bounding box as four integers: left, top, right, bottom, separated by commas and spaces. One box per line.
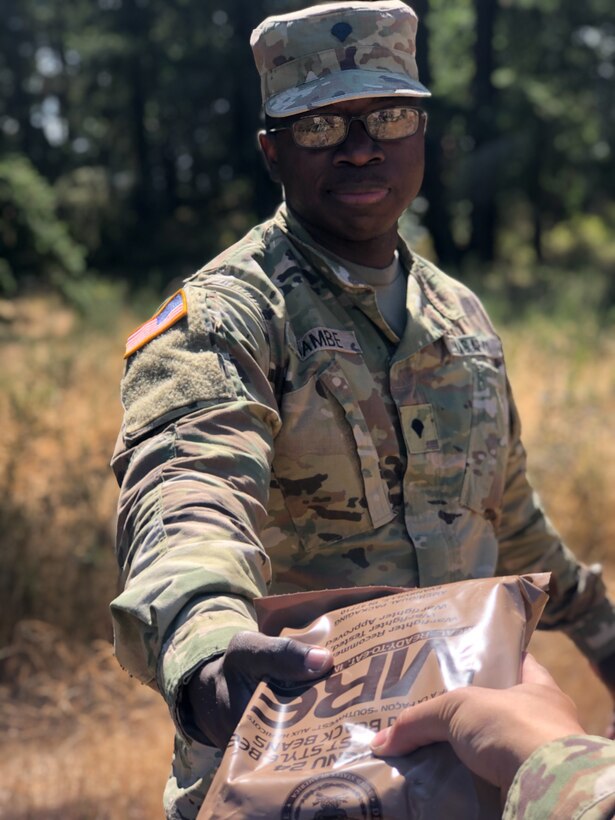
0, 155, 86, 296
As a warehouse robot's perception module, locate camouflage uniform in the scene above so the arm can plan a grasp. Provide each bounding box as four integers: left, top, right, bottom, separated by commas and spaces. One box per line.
504, 735, 615, 819
112, 206, 615, 818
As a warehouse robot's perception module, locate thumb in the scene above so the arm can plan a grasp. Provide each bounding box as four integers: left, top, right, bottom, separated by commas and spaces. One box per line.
371, 693, 454, 756
224, 632, 333, 683
520, 653, 560, 689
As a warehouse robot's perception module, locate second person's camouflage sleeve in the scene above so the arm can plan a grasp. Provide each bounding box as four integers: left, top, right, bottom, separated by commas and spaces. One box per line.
503, 735, 615, 819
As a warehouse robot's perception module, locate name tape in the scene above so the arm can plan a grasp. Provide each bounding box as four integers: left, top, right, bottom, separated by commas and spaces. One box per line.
444, 334, 502, 358
297, 327, 361, 360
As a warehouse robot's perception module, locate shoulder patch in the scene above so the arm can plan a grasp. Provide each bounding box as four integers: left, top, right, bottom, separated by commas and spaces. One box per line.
124, 289, 188, 358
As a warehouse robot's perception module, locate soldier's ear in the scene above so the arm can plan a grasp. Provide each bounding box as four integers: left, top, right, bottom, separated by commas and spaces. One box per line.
258, 131, 281, 183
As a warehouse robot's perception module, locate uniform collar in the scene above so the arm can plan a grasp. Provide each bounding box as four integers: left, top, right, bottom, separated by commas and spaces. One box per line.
273, 204, 464, 356
275, 205, 374, 293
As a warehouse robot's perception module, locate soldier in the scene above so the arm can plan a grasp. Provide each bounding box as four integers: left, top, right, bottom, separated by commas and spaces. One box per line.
372, 654, 615, 819
111, 2, 615, 817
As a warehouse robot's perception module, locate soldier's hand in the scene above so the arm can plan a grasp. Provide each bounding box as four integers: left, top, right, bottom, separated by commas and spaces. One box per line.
185, 631, 333, 749
371, 654, 584, 798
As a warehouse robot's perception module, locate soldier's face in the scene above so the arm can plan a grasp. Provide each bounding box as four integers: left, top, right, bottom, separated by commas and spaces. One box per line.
259, 97, 425, 263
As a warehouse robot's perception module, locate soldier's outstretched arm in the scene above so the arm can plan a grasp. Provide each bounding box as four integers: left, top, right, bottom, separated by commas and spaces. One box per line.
110, 273, 289, 739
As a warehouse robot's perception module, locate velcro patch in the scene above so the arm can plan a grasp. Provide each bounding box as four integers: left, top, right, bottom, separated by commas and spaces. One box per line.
124, 289, 188, 358
297, 327, 361, 360
444, 334, 502, 359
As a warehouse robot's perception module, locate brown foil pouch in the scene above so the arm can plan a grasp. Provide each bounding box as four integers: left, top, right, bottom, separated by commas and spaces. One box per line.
198, 574, 549, 819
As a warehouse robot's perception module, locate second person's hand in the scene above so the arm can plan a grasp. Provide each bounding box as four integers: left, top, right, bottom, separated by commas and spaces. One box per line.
371, 654, 584, 798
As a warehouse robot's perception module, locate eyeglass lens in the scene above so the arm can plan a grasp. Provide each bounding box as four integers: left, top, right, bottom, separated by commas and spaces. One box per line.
292, 107, 421, 148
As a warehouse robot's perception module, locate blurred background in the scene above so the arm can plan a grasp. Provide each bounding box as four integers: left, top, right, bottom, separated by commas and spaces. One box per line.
0, 0, 613, 817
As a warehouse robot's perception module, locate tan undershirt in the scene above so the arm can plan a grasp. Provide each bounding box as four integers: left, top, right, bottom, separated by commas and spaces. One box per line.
309, 241, 407, 337
342, 252, 407, 337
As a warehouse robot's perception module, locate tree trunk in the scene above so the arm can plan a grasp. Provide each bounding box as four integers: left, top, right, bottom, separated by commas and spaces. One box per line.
229, 0, 281, 221
468, 0, 497, 262
122, 0, 152, 222
408, 0, 460, 266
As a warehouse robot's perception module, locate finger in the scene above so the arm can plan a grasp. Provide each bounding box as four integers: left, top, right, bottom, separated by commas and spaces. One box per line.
520, 653, 560, 689
371, 693, 455, 756
224, 632, 333, 683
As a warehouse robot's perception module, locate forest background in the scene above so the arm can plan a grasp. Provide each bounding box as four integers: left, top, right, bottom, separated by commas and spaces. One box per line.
0, 0, 614, 817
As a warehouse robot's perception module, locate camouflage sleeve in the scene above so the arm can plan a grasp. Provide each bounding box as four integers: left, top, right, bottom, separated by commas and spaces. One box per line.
495, 382, 615, 665
503, 735, 615, 819
110, 275, 285, 736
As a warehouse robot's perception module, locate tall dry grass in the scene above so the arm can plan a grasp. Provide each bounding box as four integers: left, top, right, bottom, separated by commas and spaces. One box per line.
0, 293, 172, 819
499, 317, 615, 735
0, 295, 123, 645
0, 293, 613, 818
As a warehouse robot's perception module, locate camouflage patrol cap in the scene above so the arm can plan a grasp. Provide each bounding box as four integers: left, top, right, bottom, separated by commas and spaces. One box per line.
250, 1, 431, 118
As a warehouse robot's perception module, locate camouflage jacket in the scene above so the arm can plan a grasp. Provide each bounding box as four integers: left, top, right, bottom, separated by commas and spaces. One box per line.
504, 735, 615, 819
111, 206, 615, 818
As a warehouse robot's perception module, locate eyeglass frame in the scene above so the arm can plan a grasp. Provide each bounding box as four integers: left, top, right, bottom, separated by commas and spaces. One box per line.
266, 105, 428, 150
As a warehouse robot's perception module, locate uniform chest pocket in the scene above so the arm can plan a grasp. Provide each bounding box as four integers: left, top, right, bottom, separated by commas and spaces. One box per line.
400, 336, 509, 520
272, 358, 394, 552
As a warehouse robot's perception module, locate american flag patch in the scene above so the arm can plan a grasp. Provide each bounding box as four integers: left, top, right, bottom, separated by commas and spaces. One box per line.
124, 289, 188, 358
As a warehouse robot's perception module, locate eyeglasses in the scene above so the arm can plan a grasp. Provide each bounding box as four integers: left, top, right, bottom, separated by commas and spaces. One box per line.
267, 106, 426, 149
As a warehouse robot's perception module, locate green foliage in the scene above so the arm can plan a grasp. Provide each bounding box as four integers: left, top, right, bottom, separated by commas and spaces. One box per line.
427, 0, 475, 102
54, 166, 113, 254
62, 273, 128, 331
0, 0, 612, 290
482, 263, 611, 330
0, 155, 86, 295
460, 208, 615, 331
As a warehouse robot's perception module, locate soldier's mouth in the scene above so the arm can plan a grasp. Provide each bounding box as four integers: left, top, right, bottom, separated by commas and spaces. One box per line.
328, 188, 389, 206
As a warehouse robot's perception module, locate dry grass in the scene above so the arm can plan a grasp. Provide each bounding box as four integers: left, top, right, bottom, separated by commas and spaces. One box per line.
0, 294, 172, 819
0, 621, 172, 819
0, 294, 613, 818
502, 321, 615, 560
0, 294, 125, 646
501, 320, 615, 736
